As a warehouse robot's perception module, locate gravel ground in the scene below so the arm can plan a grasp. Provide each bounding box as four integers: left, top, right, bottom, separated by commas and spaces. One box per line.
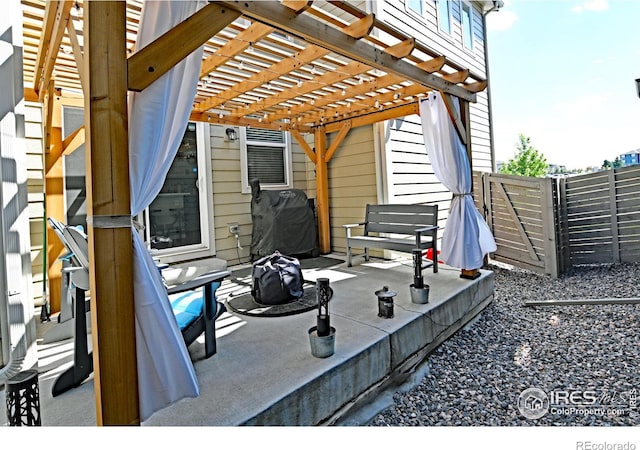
369, 262, 640, 426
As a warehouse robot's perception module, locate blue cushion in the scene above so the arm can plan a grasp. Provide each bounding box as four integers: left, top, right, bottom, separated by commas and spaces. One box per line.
169, 282, 221, 330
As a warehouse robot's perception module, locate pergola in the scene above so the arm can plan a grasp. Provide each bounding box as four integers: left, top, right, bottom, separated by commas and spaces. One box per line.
21, 0, 487, 425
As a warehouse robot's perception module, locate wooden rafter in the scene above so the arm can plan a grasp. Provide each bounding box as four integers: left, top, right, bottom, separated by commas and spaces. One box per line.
299, 83, 428, 125
265, 72, 406, 122
417, 56, 446, 74
194, 44, 330, 112
34, 0, 73, 101
282, 0, 314, 14
218, 1, 477, 102
127, 3, 241, 91
255, 60, 372, 121
199, 22, 273, 78
443, 69, 470, 84
341, 13, 375, 39
384, 37, 415, 59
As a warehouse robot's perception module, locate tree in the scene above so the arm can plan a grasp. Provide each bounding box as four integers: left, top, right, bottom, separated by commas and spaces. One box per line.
499, 134, 548, 177
602, 158, 623, 170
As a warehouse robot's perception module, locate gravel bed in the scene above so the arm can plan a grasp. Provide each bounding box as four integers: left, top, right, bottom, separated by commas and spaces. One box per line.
369, 262, 640, 426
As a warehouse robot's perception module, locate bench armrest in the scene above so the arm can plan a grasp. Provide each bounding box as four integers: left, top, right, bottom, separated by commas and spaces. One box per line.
167, 270, 231, 295
343, 222, 365, 229
414, 225, 438, 234
344, 222, 365, 239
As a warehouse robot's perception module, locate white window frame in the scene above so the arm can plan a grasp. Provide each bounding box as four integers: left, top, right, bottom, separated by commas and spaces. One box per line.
239, 127, 293, 194
144, 122, 216, 263
461, 1, 474, 51
406, 0, 423, 16
436, 0, 453, 35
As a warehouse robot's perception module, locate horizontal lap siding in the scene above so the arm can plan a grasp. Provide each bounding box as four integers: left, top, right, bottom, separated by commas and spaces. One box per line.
26, 102, 45, 305
211, 125, 310, 264
328, 125, 379, 254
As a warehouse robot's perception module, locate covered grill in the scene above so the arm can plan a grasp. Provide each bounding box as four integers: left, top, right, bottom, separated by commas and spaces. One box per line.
250, 180, 318, 259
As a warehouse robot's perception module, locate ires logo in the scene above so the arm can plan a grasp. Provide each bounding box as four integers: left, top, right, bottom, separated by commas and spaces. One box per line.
549, 390, 598, 406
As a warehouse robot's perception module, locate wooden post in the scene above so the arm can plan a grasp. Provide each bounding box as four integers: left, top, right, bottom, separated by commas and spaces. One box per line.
44, 87, 64, 314
314, 127, 330, 253
85, 1, 139, 425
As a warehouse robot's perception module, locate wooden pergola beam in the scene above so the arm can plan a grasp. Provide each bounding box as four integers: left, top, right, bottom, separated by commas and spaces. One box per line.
190, 111, 312, 133
128, 3, 241, 92
324, 102, 420, 133
34, 0, 72, 101
299, 83, 428, 125
218, 1, 477, 102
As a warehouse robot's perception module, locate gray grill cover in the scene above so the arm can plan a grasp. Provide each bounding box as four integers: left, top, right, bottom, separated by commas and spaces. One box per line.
250, 180, 317, 257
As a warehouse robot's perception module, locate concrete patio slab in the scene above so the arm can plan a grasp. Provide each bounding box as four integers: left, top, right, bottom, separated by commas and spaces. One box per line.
0, 255, 493, 426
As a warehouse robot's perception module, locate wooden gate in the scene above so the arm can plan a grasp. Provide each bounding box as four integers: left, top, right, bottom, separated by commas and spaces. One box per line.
474, 172, 559, 277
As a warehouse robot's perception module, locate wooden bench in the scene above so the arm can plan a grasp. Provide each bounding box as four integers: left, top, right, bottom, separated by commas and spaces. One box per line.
343, 204, 438, 272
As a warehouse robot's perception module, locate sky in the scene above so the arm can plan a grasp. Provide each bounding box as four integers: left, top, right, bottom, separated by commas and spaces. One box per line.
485, 0, 640, 169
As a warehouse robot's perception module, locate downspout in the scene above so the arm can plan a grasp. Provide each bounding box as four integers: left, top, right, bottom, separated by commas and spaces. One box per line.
482, 0, 503, 172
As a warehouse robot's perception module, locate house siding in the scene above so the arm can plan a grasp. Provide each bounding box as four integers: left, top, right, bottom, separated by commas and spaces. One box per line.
325, 125, 379, 254
25, 101, 45, 306
210, 125, 311, 264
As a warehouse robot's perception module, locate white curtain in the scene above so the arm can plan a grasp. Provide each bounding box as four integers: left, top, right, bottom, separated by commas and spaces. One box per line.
419, 92, 496, 270
128, 0, 206, 421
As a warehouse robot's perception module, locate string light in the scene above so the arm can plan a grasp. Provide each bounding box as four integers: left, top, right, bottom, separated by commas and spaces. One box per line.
341, 88, 346, 96
297, 79, 303, 88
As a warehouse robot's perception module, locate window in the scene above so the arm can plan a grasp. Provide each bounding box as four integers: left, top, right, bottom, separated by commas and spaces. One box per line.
437, 0, 452, 35
240, 127, 293, 194
144, 122, 215, 262
461, 2, 474, 50
407, 0, 423, 15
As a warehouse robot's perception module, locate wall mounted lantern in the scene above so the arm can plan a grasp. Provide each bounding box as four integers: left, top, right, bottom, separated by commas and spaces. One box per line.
225, 127, 238, 142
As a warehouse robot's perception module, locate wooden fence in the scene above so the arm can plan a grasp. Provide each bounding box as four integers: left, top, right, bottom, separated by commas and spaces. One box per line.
474, 165, 640, 277
473, 172, 559, 277
560, 165, 640, 267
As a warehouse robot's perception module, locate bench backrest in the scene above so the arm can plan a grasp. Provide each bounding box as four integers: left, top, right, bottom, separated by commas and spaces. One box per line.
365, 204, 438, 236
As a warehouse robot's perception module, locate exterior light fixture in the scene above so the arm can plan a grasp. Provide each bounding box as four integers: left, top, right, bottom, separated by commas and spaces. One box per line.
636, 78, 640, 99
225, 127, 238, 142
